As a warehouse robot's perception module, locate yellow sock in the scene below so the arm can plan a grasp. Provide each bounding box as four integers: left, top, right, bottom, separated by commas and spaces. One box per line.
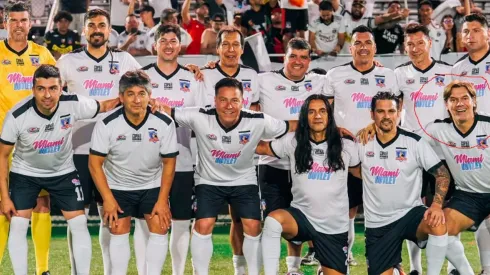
0, 215, 9, 263
31, 212, 52, 275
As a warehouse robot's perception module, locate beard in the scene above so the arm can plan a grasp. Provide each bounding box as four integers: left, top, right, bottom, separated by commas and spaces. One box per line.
88, 33, 108, 48
352, 12, 363, 20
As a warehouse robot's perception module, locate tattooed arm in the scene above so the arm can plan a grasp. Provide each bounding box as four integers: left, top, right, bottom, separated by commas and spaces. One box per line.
425, 164, 451, 227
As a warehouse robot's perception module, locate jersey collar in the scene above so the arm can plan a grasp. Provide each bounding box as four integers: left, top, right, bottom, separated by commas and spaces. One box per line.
452, 113, 479, 138
309, 137, 327, 145
376, 127, 400, 149
216, 62, 240, 78
468, 47, 490, 66
215, 110, 243, 133
153, 63, 181, 80
84, 46, 109, 63
350, 62, 375, 75
123, 106, 150, 130
280, 68, 305, 83
4, 40, 28, 56
411, 59, 436, 74
32, 98, 60, 120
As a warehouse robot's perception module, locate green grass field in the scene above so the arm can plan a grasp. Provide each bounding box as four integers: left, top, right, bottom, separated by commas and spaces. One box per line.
0, 224, 482, 275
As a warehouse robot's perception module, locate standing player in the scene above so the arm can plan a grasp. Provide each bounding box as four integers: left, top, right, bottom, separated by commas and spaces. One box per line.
257, 94, 360, 275
55, 8, 143, 275
0, 3, 56, 275
258, 38, 328, 273
89, 70, 179, 275
164, 78, 294, 275
141, 24, 201, 275
418, 0, 446, 60
0, 65, 119, 275
451, 13, 490, 275
324, 25, 398, 266
355, 91, 450, 275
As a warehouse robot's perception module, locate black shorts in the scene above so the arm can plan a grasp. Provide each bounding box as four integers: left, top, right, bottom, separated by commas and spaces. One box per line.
169, 171, 195, 220
286, 207, 348, 274
348, 173, 363, 209
258, 165, 293, 217
282, 8, 308, 33
73, 154, 103, 204
365, 206, 427, 275
194, 184, 261, 221
421, 160, 455, 199
445, 190, 490, 230
10, 171, 85, 211
111, 187, 161, 219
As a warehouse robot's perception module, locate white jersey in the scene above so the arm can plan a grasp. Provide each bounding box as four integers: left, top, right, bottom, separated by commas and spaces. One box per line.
451, 49, 490, 114
80, 29, 120, 48
0, 95, 99, 177
147, 24, 192, 49
426, 21, 446, 61
56, 47, 141, 155
308, 16, 343, 53
271, 133, 359, 234
0, 29, 7, 40
142, 63, 202, 172
90, 107, 179, 190
200, 63, 259, 109
423, 115, 490, 194
358, 128, 442, 228
172, 107, 288, 186
117, 30, 153, 52
325, 62, 399, 134
258, 69, 326, 169
339, 13, 376, 53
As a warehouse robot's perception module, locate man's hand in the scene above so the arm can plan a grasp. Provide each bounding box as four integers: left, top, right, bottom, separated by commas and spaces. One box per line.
314, 49, 325, 56
184, 64, 204, 81
1, 198, 17, 221
400, 8, 410, 19
204, 60, 218, 69
328, 51, 338, 57
357, 122, 376, 145
103, 197, 124, 229
150, 199, 172, 229
149, 98, 167, 113
126, 33, 138, 44
373, 59, 384, 67
339, 127, 355, 140
424, 204, 445, 228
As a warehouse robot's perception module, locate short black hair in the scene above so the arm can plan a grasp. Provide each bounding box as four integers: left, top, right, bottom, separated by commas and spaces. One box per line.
370, 92, 400, 112
464, 13, 489, 28
214, 77, 243, 96
309, 68, 327, 75
33, 65, 61, 87
54, 11, 73, 23
286, 38, 311, 57
160, 8, 178, 24
155, 24, 181, 42
319, 1, 333, 11
119, 70, 152, 94
84, 8, 111, 25
4, 1, 30, 22
419, 0, 433, 9
217, 26, 245, 49
139, 5, 155, 17
352, 25, 373, 38
404, 23, 430, 38
388, 1, 401, 7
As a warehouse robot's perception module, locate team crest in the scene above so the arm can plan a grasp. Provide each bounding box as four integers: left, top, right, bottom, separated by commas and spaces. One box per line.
109, 62, 120, 74
304, 82, 312, 91
2, 59, 11, 65
375, 76, 385, 88
60, 116, 72, 129
180, 80, 190, 92
486, 64, 490, 74
406, 78, 415, 85
477, 136, 488, 149
435, 75, 445, 86
30, 55, 40, 66
149, 129, 159, 143
242, 81, 252, 92
395, 148, 407, 161
239, 131, 251, 145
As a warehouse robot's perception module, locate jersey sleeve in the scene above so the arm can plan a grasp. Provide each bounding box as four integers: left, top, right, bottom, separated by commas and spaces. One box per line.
416, 138, 443, 173
43, 48, 56, 65
262, 113, 288, 139
89, 119, 110, 157
159, 119, 179, 158
308, 21, 317, 33
0, 113, 19, 145
56, 56, 69, 86
270, 132, 295, 159
251, 72, 260, 104
323, 70, 335, 98
44, 31, 53, 50
343, 138, 360, 167
388, 70, 400, 96
73, 95, 100, 120
192, 80, 206, 107
339, 17, 347, 33
171, 107, 200, 130
416, 121, 439, 147
126, 54, 142, 70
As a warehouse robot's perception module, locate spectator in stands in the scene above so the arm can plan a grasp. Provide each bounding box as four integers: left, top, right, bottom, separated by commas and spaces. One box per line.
44, 11, 82, 60
139, 5, 157, 30
117, 14, 152, 56
281, 0, 309, 49
441, 14, 459, 53
147, 8, 193, 54
206, 0, 228, 23
418, 0, 446, 59
0, 5, 7, 40
110, 0, 130, 33
373, 1, 405, 54
233, 13, 242, 29
182, 0, 210, 54
308, 0, 321, 27
453, 0, 482, 33
309, 1, 343, 56
201, 13, 226, 54
331, 0, 345, 16
240, 0, 267, 37
149, 0, 174, 17
59, 0, 88, 34
264, 8, 284, 61
263, 0, 280, 18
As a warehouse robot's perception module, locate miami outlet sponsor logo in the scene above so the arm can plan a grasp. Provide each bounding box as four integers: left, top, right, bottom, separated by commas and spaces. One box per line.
410, 91, 438, 107
7, 73, 33, 90
351, 93, 373, 108
33, 137, 64, 154
211, 150, 241, 164
473, 83, 486, 97
308, 163, 332, 180
283, 98, 304, 114
370, 166, 400, 184
454, 154, 483, 170
155, 97, 184, 107
84, 80, 114, 96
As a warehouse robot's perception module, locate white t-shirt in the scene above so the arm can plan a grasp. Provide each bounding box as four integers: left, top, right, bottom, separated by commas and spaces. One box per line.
339, 13, 376, 53
149, 0, 173, 16
308, 16, 343, 53
110, 0, 129, 26
117, 30, 153, 52
426, 21, 446, 61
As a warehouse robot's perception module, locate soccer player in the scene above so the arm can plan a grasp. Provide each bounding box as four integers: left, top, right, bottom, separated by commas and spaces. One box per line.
451, 13, 490, 274
256, 94, 359, 275
55, 8, 143, 275
258, 38, 328, 273
141, 24, 201, 275
324, 25, 398, 266
0, 64, 119, 275
89, 70, 179, 275
164, 77, 295, 275
355, 91, 450, 275
0, 3, 56, 275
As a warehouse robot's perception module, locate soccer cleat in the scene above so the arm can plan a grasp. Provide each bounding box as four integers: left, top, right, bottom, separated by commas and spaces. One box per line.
448, 270, 461, 275
480, 271, 490, 275
301, 251, 319, 266
286, 272, 304, 275
41, 272, 51, 275
409, 271, 420, 275
347, 253, 358, 266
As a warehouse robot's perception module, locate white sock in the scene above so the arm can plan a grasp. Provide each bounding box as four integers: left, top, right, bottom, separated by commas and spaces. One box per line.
286, 256, 301, 272
69, 208, 90, 275
262, 217, 282, 275
8, 216, 30, 275
109, 233, 130, 275
348, 218, 355, 257
146, 232, 169, 275
407, 240, 423, 273
426, 233, 448, 275
67, 215, 92, 275
98, 205, 111, 275
243, 233, 262, 275
134, 218, 150, 275
190, 230, 213, 275
170, 220, 191, 275
447, 233, 460, 273
232, 255, 246, 275
85, 207, 90, 217
476, 219, 490, 273
446, 235, 474, 275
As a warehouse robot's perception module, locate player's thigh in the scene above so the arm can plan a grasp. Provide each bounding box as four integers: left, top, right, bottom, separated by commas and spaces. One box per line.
169, 171, 194, 220
9, 172, 43, 211
110, 189, 140, 219
444, 190, 488, 234
313, 231, 349, 275
138, 187, 170, 234
194, 184, 227, 220
229, 185, 261, 222
43, 171, 85, 212
259, 165, 293, 216
73, 154, 95, 206
295, 9, 308, 32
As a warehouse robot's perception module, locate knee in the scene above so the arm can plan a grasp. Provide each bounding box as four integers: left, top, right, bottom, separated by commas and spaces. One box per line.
148, 220, 168, 235
263, 216, 283, 237
242, 219, 261, 236
194, 219, 215, 235
429, 224, 447, 236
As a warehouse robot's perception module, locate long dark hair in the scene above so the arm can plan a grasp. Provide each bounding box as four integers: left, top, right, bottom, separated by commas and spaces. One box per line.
294, 94, 345, 174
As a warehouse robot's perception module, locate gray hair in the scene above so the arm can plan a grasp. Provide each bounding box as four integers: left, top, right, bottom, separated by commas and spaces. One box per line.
118, 70, 152, 94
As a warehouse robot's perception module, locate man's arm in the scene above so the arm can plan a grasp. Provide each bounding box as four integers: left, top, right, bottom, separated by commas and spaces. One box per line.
200, 30, 216, 55
128, 47, 152, 56
98, 98, 121, 113
429, 164, 451, 207
255, 141, 274, 156
181, 0, 192, 26
0, 143, 16, 220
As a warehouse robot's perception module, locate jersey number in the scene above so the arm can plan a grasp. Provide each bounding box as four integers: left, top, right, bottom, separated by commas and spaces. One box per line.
75, 186, 84, 202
